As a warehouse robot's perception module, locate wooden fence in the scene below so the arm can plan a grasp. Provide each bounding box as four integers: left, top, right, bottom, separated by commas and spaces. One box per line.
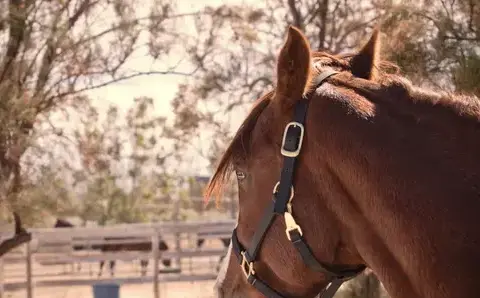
0, 220, 236, 298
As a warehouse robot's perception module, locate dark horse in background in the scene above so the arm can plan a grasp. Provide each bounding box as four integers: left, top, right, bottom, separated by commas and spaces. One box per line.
54, 219, 171, 277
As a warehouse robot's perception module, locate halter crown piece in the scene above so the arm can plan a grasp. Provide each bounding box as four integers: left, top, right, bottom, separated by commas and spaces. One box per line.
230, 67, 366, 298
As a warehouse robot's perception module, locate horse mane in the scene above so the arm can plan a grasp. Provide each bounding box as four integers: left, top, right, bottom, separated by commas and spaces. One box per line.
204, 92, 273, 204
204, 50, 480, 205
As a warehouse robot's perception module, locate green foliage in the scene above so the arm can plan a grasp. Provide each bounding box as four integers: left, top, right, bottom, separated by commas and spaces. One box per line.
7, 166, 76, 227
1, 95, 187, 227
69, 97, 176, 225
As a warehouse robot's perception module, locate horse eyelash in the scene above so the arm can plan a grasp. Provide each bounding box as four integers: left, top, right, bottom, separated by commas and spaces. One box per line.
236, 171, 246, 180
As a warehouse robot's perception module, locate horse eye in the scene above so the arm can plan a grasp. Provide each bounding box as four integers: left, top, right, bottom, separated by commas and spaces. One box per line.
236, 171, 246, 180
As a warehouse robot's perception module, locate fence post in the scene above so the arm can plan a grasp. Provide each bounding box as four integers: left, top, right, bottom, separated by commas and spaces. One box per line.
26, 240, 33, 298
173, 192, 181, 269
0, 256, 4, 298
229, 186, 238, 219
152, 230, 160, 298
229, 195, 236, 219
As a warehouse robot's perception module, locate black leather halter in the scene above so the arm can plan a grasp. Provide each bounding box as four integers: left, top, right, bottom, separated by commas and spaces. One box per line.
230, 69, 366, 298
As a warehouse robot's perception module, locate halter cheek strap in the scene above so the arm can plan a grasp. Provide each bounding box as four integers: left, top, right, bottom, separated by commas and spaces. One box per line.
230, 68, 366, 298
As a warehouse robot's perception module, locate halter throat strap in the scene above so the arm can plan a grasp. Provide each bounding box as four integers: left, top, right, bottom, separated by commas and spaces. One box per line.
230, 68, 366, 298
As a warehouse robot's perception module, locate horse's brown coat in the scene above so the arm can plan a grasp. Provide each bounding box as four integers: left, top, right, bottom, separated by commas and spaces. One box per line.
208, 26, 480, 298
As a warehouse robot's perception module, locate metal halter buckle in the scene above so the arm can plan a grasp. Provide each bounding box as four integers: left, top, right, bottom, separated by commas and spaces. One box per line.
240, 251, 255, 278
284, 211, 303, 241
281, 121, 305, 157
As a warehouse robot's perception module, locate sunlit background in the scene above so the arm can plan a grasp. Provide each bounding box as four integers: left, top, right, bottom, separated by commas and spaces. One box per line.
0, 0, 478, 297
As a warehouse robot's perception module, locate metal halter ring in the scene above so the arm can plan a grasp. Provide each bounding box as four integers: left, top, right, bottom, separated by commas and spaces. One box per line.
272, 182, 294, 204
240, 251, 255, 278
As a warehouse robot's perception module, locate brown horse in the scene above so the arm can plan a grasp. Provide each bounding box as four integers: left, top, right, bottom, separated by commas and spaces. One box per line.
97, 236, 170, 277
207, 26, 480, 298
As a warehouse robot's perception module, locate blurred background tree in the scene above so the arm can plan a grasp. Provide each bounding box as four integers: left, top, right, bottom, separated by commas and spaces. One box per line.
69, 96, 177, 225
380, 0, 480, 93
0, 0, 200, 221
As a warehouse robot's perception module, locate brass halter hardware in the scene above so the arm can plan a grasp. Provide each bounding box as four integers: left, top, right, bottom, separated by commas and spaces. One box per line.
240, 251, 255, 278
281, 121, 305, 157
273, 181, 303, 241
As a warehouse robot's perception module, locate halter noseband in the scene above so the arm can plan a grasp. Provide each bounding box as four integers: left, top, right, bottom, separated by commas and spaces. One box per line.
230, 68, 366, 298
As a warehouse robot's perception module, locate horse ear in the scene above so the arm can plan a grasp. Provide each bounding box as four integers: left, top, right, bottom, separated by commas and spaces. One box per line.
350, 29, 381, 80
275, 26, 312, 108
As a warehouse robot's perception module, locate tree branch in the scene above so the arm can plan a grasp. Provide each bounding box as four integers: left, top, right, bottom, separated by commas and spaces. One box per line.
0, 212, 31, 257
35, 0, 100, 96
42, 68, 199, 111
0, 0, 32, 82
287, 0, 303, 30
317, 0, 329, 51
442, 35, 479, 41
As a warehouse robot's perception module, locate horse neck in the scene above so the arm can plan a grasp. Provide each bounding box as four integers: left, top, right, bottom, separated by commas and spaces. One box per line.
305, 84, 480, 298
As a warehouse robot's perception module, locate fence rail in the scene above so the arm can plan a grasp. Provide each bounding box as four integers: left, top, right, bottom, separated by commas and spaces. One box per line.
0, 219, 236, 298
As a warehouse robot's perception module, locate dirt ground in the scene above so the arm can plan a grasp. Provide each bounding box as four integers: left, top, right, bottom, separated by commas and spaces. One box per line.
3, 258, 218, 298
3, 281, 216, 298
